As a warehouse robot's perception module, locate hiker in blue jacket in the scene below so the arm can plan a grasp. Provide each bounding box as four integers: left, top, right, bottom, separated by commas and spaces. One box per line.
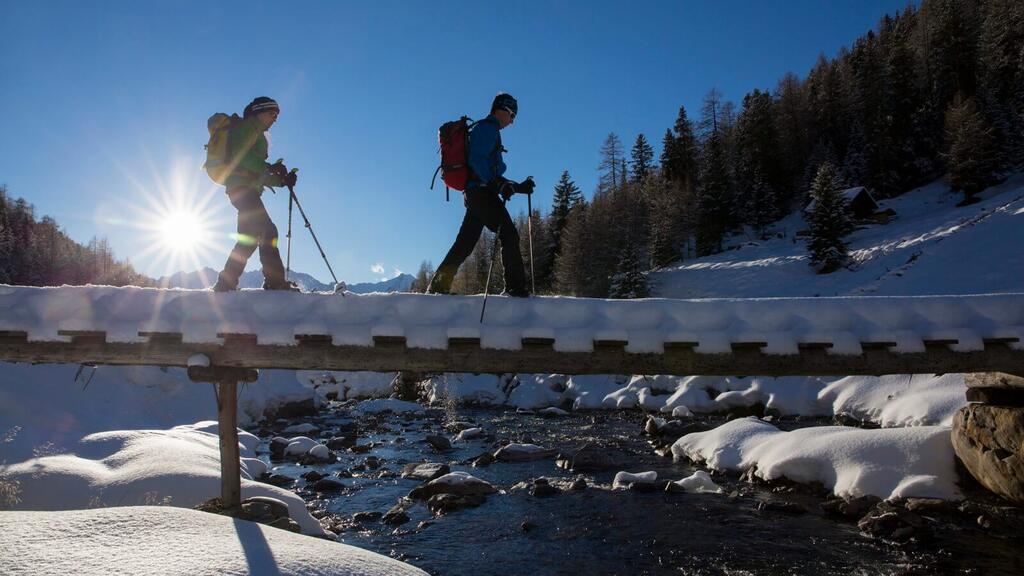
428, 93, 535, 296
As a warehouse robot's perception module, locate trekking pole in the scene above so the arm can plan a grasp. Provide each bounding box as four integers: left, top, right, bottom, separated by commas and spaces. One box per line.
480, 200, 507, 323
526, 182, 536, 294
285, 186, 294, 281
286, 176, 346, 295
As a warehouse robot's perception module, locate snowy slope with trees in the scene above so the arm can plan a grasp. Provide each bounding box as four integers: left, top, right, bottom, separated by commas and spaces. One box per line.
651, 174, 1024, 298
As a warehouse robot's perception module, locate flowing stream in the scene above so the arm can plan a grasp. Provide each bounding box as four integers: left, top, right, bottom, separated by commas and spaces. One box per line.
254, 403, 1023, 576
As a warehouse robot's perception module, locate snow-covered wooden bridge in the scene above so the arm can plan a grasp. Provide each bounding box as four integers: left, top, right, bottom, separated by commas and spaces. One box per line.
1, 286, 1022, 376
3, 285, 1023, 510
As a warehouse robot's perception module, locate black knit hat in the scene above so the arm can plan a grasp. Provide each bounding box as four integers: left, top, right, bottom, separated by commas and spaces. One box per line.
244, 96, 280, 118
491, 92, 518, 117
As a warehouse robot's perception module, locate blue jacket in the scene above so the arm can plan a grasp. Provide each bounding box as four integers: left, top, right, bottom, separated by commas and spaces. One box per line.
467, 115, 506, 189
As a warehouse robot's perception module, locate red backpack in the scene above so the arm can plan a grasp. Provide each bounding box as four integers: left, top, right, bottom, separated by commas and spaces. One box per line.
431, 116, 477, 201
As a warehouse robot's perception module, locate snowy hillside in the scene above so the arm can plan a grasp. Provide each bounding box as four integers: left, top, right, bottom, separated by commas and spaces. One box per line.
159, 267, 414, 294
651, 175, 1024, 298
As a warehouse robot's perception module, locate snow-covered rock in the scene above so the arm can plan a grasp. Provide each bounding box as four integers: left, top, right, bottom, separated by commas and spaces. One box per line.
667, 471, 723, 494
493, 443, 558, 462
282, 423, 318, 435
672, 417, 960, 500
410, 472, 497, 499
613, 471, 658, 489
454, 427, 485, 441
284, 436, 320, 458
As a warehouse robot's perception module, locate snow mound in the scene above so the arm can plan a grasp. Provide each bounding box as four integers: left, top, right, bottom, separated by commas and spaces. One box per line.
818, 373, 966, 427
1, 421, 325, 535
0, 507, 427, 575
672, 417, 959, 500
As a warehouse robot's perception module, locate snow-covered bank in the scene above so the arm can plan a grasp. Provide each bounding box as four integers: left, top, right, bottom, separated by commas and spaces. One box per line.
423, 372, 966, 427
672, 417, 959, 501
0, 363, 319, 462
1, 421, 325, 536
0, 507, 427, 576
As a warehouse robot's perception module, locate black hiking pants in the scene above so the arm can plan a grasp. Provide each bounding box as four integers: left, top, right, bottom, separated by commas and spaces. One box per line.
217, 186, 286, 288
429, 186, 527, 295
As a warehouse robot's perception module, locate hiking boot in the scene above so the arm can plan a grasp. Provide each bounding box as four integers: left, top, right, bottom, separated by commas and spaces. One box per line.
263, 279, 301, 292
212, 279, 237, 293
502, 288, 530, 298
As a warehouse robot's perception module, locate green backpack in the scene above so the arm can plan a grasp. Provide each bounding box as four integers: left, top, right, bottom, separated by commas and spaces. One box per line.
203, 113, 241, 185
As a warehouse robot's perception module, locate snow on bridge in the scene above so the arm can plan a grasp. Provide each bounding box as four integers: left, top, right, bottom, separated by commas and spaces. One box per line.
0, 285, 1022, 376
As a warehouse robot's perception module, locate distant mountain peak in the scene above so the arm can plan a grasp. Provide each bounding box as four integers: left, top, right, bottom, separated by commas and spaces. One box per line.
158, 269, 415, 293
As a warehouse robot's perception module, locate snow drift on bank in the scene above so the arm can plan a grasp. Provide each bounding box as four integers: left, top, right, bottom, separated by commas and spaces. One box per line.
0, 506, 427, 576
1, 421, 325, 536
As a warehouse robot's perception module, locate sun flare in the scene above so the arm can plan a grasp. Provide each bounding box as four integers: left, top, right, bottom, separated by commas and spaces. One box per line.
159, 210, 208, 254
107, 156, 232, 279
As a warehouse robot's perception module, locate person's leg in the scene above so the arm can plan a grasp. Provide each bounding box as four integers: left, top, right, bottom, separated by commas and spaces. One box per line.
248, 197, 286, 287
215, 188, 261, 290
465, 190, 527, 295
428, 206, 484, 294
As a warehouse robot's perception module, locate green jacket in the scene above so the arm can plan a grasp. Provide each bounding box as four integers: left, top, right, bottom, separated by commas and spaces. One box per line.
225, 116, 282, 189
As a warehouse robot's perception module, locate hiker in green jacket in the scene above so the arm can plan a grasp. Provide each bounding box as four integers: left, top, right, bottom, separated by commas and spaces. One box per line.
213, 96, 299, 292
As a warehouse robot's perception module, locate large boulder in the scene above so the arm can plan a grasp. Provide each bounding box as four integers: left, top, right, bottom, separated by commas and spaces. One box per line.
952, 404, 1024, 504
401, 462, 450, 482
555, 443, 622, 472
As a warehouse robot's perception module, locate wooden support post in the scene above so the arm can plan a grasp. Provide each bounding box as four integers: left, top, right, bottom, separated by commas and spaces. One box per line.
188, 365, 258, 512
217, 379, 241, 511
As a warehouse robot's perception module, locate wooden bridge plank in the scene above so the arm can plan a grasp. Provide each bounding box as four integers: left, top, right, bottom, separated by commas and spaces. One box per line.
373, 335, 407, 347
1, 337, 1022, 376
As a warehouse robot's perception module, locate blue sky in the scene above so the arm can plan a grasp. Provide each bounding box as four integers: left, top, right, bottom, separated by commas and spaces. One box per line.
0, 0, 910, 283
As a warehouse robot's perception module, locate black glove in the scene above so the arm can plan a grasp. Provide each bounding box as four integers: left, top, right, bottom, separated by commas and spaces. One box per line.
517, 177, 535, 195
498, 179, 517, 201
265, 162, 288, 187
283, 170, 298, 188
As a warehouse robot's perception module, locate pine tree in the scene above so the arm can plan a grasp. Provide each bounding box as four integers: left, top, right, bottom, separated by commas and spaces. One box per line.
598, 133, 624, 194
735, 88, 783, 236
806, 162, 853, 273
774, 72, 811, 205
630, 133, 654, 184
944, 93, 999, 203
549, 170, 582, 253
660, 129, 678, 181
553, 202, 589, 296
645, 176, 687, 268
977, 0, 1024, 167
608, 241, 650, 299
696, 90, 734, 255
409, 260, 434, 293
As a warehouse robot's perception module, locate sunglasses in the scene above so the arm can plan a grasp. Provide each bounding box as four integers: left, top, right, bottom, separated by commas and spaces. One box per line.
504, 106, 516, 120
